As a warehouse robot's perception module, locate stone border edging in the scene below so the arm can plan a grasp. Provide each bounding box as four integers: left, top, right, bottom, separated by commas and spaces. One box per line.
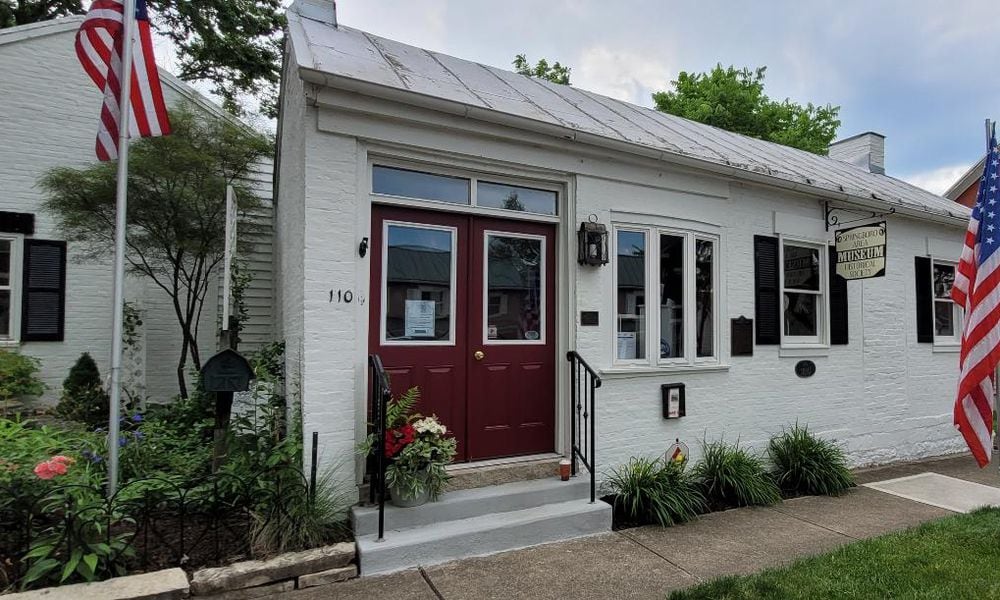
2, 568, 189, 600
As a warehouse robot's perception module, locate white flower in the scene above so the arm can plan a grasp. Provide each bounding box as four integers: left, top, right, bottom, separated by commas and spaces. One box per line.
413, 416, 447, 436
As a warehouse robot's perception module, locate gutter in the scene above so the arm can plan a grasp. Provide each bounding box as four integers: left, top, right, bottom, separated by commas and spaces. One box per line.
296, 65, 969, 230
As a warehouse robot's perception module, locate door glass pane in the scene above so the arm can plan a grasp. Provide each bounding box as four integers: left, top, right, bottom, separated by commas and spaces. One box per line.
784, 292, 818, 336
784, 244, 820, 291
486, 235, 543, 341
695, 239, 714, 357
384, 225, 453, 341
0, 240, 9, 286
617, 230, 646, 360
933, 263, 955, 299
659, 234, 684, 359
477, 181, 557, 215
372, 165, 470, 204
0, 290, 8, 336
935, 301, 955, 337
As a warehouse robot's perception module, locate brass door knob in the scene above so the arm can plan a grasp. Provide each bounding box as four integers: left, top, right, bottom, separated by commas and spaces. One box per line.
474, 350, 485, 361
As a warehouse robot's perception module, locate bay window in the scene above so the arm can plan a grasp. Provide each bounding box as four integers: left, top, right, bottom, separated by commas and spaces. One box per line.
614, 226, 718, 365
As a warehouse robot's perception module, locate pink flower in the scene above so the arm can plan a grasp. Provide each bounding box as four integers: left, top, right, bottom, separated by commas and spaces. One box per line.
51, 455, 74, 465
33, 462, 55, 480
49, 461, 67, 476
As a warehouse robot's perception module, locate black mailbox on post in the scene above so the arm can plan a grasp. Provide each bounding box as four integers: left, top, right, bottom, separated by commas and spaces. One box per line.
201, 348, 254, 392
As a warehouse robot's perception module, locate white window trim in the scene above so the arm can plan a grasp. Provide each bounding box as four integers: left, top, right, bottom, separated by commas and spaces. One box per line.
931, 258, 962, 348
779, 237, 829, 348
612, 224, 721, 368
380, 221, 458, 346
0, 234, 23, 344
482, 230, 547, 346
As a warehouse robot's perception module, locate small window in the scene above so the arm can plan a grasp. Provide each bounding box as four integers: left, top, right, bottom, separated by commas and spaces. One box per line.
477, 181, 557, 215
782, 242, 824, 343
372, 165, 470, 205
616, 230, 647, 360
0, 238, 12, 338
932, 261, 961, 343
695, 238, 715, 357
659, 234, 684, 359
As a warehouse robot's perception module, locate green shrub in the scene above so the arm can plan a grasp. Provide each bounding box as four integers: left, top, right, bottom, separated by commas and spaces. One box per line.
605, 456, 706, 527
768, 423, 855, 496
0, 350, 45, 407
55, 353, 110, 428
693, 439, 782, 509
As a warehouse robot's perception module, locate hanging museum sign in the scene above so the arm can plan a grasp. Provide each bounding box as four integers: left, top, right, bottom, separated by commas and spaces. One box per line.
835, 221, 887, 280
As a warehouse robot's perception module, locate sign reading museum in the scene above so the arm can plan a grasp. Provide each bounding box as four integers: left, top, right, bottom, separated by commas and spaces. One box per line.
835, 222, 886, 280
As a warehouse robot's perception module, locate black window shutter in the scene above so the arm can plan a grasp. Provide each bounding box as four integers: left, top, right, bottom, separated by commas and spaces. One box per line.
914, 256, 933, 343
754, 235, 781, 344
21, 240, 66, 342
829, 246, 849, 345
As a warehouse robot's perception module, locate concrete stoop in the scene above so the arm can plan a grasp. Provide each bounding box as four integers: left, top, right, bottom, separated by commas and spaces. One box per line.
352, 477, 611, 575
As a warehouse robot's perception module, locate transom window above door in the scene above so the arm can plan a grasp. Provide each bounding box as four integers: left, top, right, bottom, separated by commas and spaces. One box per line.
371, 163, 558, 216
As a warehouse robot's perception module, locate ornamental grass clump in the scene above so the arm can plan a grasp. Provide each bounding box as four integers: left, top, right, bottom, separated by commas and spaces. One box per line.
605, 456, 706, 527
693, 439, 782, 510
768, 423, 855, 497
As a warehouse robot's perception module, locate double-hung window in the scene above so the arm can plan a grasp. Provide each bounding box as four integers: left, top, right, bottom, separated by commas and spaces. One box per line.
931, 260, 961, 344
780, 240, 826, 345
614, 226, 718, 365
0, 236, 22, 342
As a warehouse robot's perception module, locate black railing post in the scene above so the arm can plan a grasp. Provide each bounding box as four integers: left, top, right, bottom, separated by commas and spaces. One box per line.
369, 354, 390, 543
568, 351, 578, 477
310, 431, 319, 502
566, 351, 600, 503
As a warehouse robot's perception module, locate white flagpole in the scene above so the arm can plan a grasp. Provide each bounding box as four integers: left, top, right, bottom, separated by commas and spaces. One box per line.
107, 0, 138, 498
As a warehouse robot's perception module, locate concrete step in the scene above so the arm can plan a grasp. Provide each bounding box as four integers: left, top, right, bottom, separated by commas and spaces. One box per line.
352, 477, 590, 536
356, 498, 611, 576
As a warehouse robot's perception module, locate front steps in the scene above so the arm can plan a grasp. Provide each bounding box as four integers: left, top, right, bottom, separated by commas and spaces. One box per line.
352, 477, 611, 575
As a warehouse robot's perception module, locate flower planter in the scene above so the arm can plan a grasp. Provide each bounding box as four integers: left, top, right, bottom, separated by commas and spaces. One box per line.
388, 468, 431, 507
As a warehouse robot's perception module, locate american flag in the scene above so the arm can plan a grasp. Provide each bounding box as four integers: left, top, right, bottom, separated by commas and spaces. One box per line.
74, 0, 170, 161
952, 124, 1000, 467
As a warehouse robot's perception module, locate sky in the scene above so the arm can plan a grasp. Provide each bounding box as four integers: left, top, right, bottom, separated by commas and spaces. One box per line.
319, 0, 998, 196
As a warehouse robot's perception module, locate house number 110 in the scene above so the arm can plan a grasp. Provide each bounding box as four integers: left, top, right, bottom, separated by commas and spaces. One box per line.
330, 289, 364, 305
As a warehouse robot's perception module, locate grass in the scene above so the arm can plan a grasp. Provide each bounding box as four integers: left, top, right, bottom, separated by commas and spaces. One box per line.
669, 508, 1000, 599
768, 424, 855, 497
604, 457, 705, 527
693, 439, 782, 510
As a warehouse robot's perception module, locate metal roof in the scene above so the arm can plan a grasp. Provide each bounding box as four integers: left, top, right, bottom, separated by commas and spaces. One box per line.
286, 1, 969, 224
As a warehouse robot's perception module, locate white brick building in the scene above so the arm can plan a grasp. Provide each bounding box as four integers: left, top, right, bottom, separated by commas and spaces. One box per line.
277, 0, 973, 490
0, 17, 274, 404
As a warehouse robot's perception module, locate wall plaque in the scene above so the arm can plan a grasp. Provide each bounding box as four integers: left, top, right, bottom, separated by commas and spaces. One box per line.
835, 222, 886, 280
795, 360, 816, 378
731, 316, 753, 356
580, 311, 599, 326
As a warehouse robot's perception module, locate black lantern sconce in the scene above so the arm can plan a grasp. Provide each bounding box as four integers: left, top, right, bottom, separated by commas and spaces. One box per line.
577, 214, 609, 266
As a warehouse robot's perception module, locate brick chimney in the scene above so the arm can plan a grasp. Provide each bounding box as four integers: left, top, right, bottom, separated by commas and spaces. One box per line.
828, 132, 885, 175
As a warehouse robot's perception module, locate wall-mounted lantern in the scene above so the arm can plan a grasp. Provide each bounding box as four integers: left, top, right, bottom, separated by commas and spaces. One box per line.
577, 215, 609, 266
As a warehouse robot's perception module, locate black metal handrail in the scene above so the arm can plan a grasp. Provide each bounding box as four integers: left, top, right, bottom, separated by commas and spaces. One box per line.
368, 354, 391, 542
567, 351, 601, 503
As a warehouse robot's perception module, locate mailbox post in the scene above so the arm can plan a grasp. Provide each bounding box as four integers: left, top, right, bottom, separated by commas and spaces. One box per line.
200, 348, 254, 471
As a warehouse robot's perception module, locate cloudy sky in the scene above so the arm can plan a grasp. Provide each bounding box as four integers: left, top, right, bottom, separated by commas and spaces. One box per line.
324, 0, 998, 195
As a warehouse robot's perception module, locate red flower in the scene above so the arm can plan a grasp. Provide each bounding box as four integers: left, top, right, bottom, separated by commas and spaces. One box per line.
385, 424, 417, 458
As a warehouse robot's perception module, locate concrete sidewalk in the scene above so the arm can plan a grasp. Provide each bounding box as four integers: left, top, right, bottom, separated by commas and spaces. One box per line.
272, 455, 1000, 600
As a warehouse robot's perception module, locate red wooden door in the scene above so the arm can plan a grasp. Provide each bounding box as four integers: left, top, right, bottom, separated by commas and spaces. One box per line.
467, 218, 556, 460
369, 206, 470, 460
370, 206, 556, 461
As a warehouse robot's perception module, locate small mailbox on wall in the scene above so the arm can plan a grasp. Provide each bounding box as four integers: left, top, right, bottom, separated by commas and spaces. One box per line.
661, 383, 686, 419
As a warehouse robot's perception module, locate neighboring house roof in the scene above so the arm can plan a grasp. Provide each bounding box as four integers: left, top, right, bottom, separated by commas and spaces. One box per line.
944, 156, 986, 201
285, 1, 968, 225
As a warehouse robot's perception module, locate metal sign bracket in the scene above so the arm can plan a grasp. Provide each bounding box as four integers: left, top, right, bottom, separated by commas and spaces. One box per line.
825, 201, 896, 231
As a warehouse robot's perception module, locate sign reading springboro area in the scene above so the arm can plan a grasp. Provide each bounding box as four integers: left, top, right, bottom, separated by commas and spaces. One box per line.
835, 221, 887, 280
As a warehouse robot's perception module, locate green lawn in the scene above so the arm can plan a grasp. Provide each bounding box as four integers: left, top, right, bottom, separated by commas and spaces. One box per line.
669, 508, 1000, 599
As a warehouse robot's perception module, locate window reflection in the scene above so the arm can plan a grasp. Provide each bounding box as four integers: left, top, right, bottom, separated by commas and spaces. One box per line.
373, 165, 470, 204
695, 239, 714, 357
659, 234, 684, 358
477, 182, 557, 215
384, 225, 453, 341
617, 230, 646, 360
486, 235, 543, 341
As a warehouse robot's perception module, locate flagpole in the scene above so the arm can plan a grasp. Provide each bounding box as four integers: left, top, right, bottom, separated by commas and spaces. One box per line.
107, 0, 138, 498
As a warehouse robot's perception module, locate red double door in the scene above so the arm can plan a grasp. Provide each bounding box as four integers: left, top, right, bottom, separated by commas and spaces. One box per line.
369, 205, 556, 461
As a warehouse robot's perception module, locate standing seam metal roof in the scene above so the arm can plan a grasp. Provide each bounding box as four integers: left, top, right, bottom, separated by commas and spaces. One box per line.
286, 3, 968, 222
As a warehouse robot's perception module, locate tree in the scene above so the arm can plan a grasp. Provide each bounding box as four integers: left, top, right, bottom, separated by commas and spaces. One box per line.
40, 107, 272, 398
0, 0, 285, 117
513, 54, 571, 85
652, 65, 841, 155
